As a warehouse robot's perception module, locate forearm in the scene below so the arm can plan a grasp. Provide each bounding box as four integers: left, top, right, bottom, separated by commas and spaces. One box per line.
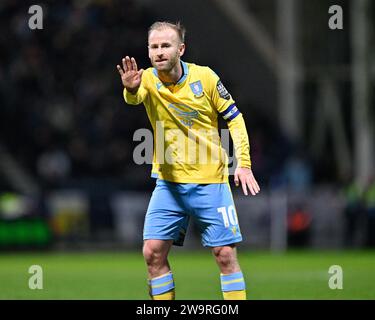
227, 113, 251, 168
123, 86, 147, 105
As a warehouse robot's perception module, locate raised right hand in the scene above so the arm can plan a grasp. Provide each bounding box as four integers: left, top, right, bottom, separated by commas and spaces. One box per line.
116, 56, 144, 93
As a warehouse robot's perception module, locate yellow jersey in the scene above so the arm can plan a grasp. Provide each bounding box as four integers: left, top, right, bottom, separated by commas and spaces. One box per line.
123, 61, 251, 183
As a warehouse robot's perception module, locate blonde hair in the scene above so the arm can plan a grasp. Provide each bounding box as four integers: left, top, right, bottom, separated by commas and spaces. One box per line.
148, 21, 186, 43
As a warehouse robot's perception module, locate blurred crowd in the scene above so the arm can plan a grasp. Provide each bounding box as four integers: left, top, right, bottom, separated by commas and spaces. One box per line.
0, 0, 154, 189
341, 176, 375, 247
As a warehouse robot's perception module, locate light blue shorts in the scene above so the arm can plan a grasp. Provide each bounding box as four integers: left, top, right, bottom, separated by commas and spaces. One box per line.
144, 179, 243, 247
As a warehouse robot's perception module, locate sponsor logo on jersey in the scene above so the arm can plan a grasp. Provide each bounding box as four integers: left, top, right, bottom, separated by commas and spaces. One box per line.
168, 103, 199, 128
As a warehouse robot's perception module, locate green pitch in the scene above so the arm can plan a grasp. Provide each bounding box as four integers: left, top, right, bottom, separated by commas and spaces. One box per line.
0, 250, 374, 299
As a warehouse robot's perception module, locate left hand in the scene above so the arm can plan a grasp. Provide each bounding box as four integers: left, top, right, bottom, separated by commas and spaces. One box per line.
234, 167, 260, 196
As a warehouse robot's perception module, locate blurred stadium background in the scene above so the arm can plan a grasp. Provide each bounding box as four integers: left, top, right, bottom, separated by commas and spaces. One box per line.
0, 0, 374, 299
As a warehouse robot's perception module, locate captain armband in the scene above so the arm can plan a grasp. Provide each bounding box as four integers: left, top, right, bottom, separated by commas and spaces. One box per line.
220, 104, 241, 121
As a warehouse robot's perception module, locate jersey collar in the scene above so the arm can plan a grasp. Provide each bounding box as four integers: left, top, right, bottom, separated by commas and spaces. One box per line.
153, 60, 188, 86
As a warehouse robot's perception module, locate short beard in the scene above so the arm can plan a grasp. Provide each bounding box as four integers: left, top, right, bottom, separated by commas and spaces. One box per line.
152, 53, 179, 72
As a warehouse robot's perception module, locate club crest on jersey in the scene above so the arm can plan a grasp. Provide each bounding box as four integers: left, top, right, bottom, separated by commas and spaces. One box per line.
168, 103, 199, 128
189, 80, 204, 98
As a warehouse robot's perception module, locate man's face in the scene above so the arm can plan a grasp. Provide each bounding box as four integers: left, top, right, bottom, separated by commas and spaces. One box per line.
148, 28, 185, 72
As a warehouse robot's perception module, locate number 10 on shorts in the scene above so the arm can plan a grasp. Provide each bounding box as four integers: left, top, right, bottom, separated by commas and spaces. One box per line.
217, 205, 238, 227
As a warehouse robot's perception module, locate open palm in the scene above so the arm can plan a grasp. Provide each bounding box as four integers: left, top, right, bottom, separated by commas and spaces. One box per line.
117, 56, 144, 92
